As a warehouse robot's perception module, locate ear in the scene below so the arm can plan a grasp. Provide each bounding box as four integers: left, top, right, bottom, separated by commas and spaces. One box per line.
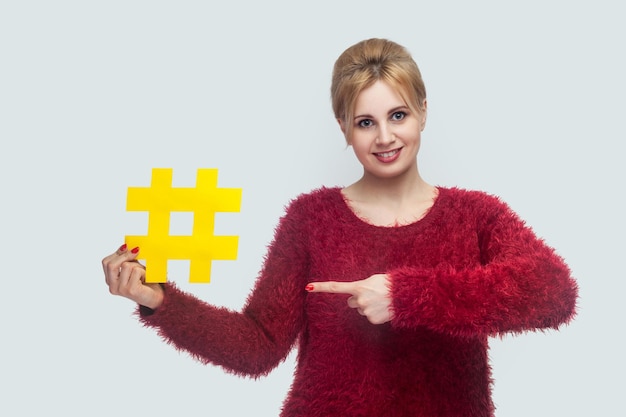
420, 99, 428, 131
337, 118, 346, 134
337, 118, 351, 145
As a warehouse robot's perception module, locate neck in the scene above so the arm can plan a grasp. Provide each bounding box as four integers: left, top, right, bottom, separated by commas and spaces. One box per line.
354, 167, 432, 203
342, 166, 437, 227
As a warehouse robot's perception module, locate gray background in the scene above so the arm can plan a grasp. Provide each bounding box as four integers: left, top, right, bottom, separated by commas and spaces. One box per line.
1, 1, 624, 415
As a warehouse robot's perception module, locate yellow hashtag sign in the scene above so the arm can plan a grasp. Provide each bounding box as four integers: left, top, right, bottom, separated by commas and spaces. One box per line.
125, 168, 242, 284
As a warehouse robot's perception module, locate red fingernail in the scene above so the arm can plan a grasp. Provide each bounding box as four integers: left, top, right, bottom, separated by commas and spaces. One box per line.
131, 247, 139, 254
119, 244, 127, 252
305, 284, 314, 292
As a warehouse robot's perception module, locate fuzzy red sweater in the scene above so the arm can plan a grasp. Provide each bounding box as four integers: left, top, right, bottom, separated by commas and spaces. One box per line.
138, 187, 578, 416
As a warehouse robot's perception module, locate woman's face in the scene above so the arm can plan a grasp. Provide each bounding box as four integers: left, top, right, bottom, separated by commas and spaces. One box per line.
340, 80, 427, 180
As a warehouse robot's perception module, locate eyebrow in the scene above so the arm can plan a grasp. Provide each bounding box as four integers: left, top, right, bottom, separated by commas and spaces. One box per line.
353, 105, 410, 120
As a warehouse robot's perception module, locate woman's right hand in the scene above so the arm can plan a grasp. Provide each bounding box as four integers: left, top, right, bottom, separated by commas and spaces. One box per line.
102, 244, 164, 310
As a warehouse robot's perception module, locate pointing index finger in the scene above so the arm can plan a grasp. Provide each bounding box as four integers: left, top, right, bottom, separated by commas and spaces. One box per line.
306, 281, 357, 295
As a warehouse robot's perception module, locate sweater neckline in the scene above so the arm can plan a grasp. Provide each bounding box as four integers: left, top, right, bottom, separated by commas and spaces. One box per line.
334, 186, 445, 231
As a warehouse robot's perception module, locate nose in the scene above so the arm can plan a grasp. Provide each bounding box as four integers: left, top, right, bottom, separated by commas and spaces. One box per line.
376, 123, 395, 146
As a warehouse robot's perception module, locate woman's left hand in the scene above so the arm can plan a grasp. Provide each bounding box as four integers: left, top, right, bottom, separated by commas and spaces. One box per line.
306, 274, 392, 324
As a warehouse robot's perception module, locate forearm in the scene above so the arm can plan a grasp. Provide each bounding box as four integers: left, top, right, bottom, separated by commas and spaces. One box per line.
390, 249, 578, 337
138, 283, 300, 377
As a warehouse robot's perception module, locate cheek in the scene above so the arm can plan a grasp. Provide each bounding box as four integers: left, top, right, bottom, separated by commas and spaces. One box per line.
352, 142, 369, 157
398, 123, 422, 142
349, 136, 374, 161
350, 133, 373, 152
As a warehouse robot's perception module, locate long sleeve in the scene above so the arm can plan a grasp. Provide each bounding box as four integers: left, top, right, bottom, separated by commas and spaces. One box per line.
137, 197, 310, 377
389, 192, 578, 338
127, 187, 577, 416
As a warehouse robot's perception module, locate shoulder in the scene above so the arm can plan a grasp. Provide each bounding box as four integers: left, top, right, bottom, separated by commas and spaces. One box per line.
271, 187, 344, 242
284, 186, 343, 212
439, 186, 507, 207
437, 186, 519, 222
278, 186, 344, 222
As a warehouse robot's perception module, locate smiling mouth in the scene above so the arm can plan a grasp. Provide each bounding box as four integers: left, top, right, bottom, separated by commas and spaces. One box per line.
374, 149, 400, 158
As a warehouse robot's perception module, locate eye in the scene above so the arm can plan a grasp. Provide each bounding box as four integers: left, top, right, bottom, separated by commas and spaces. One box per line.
357, 119, 373, 128
391, 111, 406, 121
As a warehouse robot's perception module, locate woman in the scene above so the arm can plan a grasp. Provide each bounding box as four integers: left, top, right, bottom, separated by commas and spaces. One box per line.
102, 38, 578, 416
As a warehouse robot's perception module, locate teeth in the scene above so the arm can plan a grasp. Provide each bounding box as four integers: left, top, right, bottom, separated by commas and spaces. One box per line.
377, 150, 398, 158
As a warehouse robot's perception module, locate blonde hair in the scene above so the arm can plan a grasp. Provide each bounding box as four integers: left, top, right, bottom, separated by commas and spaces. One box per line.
331, 38, 427, 140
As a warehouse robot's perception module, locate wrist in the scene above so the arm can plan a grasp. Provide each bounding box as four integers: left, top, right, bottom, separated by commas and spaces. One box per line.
142, 283, 165, 310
